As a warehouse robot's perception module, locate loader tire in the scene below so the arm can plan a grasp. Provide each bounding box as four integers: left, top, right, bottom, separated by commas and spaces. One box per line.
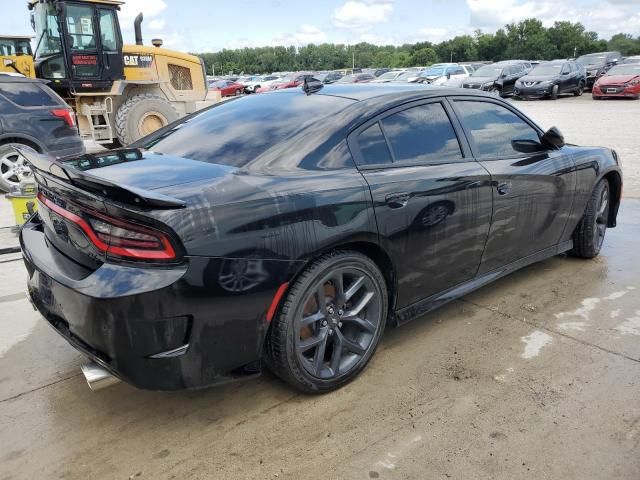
114, 94, 179, 146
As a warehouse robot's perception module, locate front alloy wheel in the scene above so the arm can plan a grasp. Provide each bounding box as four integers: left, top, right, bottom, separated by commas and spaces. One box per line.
266, 251, 387, 393
570, 179, 610, 259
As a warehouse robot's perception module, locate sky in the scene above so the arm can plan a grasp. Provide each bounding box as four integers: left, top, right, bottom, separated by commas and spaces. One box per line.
2, 0, 639, 52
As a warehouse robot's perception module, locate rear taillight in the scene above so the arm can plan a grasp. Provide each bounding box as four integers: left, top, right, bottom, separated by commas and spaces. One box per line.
37, 192, 177, 261
51, 109, 76, 128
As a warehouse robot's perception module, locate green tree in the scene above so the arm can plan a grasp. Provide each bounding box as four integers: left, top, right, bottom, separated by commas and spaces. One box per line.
411, 47, 438, 66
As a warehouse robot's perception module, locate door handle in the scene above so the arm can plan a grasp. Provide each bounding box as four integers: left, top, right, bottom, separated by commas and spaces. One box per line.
385, 192, 411, 209
497, 182, 511, 196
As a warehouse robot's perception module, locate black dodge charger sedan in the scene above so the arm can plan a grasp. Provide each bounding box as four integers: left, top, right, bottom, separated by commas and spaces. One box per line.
20, 84, 622, 393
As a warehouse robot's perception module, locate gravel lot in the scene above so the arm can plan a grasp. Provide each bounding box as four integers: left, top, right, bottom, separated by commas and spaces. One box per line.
0, 93, 639, 480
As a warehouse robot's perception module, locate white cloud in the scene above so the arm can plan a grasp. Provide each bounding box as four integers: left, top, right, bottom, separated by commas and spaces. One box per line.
467, 0, 640, 38
119, 0, 167, 28
295, 24, 328, 44
148, 18, 166, 31
332, 0, 394, 31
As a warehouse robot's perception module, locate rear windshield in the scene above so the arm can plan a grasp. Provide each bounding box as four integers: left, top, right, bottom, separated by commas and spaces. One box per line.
0, 82, 61, 107
141, 92, 354, 168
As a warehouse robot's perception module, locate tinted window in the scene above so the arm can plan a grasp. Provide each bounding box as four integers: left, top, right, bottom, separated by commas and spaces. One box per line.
0, 82, 59, 107
98, 10, 118, 52
452, 67, 465, 75
142, 92, 354, 168
561, 64, 570, 74
381, 103, 462, 164
357, 123, 392, 165
455, 101, 540, 158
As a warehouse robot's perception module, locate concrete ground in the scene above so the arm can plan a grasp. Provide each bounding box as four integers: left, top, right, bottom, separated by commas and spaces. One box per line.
0, 94, 639, 480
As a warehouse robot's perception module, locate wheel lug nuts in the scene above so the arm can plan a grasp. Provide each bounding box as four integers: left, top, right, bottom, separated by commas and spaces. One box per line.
338, 322, 343, 328
322, 320, 327, 326
328, 307, 334, 314
338, 309, 344, 316
328, 329, 334, 335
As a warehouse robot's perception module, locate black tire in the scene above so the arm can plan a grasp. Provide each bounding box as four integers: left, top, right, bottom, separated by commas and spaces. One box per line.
569, 179, 610, 259
574, 81, 585, 96
265, 251, 388, 393
114, 93, 179, 146
550, 84, 559, 100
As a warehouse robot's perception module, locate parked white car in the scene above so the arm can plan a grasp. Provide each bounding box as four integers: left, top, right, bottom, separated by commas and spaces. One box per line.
371, 70, 407, 83
416, 64, 469, 86
244, 75, 282, 93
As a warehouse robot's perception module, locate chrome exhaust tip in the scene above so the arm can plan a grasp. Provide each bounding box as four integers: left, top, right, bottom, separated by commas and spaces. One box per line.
81, 362, 121, 391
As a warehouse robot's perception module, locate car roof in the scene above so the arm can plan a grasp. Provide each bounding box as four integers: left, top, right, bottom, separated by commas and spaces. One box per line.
301, 83, 492, 102
0, 75, 47, 84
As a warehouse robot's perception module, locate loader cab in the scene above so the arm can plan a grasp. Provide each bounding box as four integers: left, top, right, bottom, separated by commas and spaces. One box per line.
30, 0, 124, 93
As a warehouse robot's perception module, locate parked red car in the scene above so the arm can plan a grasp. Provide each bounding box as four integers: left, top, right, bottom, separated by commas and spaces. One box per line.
273, 73, 318, 90
209, 80, 244, 97
593, 64, 640, 99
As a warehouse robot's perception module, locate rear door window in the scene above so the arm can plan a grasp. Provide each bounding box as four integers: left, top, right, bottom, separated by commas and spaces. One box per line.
357, 123, 393, 166
0, 82, 61, 107
380, 102, 463, 164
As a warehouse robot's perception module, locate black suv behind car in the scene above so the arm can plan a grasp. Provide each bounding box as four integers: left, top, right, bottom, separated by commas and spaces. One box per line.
462, 63, 527, 97
514, 61, 586, 100
0, 75, 84, 191
576, 51, 622, 89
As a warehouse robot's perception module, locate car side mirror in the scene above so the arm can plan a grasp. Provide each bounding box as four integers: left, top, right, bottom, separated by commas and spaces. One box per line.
541, 127, 565, 149
511, 139, 544, 154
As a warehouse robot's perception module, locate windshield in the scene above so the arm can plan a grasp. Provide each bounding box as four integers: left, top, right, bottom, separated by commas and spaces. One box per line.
421, 67, 445, 77
576, 54, 606, 65
33, 3, 62, 57
529, 64, 563, 76
472, 66, 503, 78
606, 65, 640, 76
378, 71, 399, 80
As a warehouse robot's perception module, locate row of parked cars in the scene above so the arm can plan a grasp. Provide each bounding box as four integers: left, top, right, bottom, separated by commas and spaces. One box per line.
212, 51, 640, 101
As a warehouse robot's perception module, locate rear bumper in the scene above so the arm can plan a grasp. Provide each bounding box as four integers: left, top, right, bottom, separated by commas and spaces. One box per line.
47, 139, 85, 159
21, 217, 304, 390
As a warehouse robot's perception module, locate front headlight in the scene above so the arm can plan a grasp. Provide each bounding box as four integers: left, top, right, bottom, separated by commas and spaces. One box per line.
515, 80, 523, 87
482, 82, 494, 88
627, 79, 640, 86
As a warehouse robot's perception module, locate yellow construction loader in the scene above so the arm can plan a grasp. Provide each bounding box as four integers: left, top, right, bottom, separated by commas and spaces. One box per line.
0, 35, 35, 77
27, 0, 216, 148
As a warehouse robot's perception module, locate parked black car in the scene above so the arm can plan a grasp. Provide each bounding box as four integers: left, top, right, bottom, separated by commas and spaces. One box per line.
0, 75, 84, 191
462, 63, 526, 96
576, 51, 622, 89
21, 85, 622, 394
322, 72, 343, 84
514, 61, 586, 99
495, 59, 533, 72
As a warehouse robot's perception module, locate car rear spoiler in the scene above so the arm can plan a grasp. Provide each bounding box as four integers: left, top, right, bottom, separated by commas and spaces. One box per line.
16, 147, 186, 210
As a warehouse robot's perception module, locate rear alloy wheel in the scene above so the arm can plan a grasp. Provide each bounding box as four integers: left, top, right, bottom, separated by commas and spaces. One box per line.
0, 143, 35, 192
235, 89, 242, 96
570, 179, 610, 259
574, 82, 585, 96
266, 251, 387, 393
550, 84, 559, 100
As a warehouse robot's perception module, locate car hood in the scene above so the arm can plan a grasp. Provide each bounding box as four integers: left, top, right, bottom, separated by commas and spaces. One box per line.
582, 63, 605, 70
66, 150, 237, 192
465, 76, 497, 84
598, 74, 639, 84
518, 75, 559, 82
